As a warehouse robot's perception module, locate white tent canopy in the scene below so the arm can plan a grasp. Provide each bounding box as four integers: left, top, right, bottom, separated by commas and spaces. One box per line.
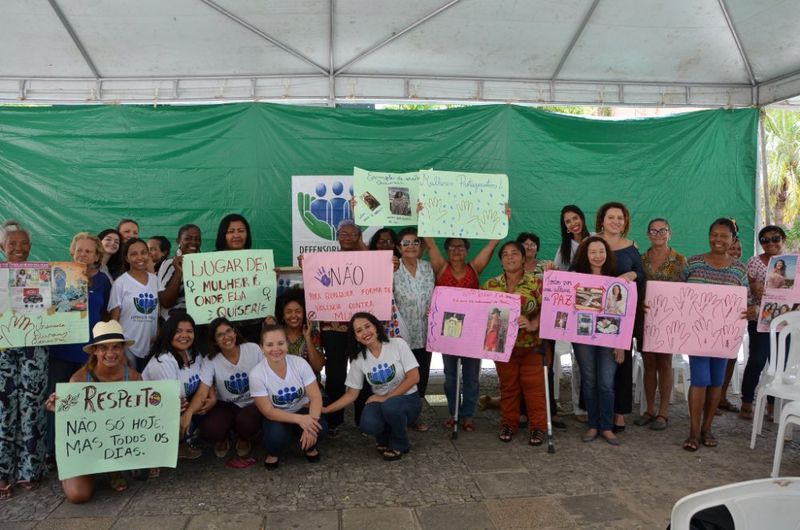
2, 0, 799, 107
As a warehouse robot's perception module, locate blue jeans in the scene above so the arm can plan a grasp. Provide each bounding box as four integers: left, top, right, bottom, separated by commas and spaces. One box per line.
359, 393, 421, 452
572, 343, 616, 431
741, 320, 779, 405
261, 408, 328, 457
442, 355, 481, 419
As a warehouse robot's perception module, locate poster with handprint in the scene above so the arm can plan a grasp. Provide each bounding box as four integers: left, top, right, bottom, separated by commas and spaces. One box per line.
417, 170, 509, 239
353, 167, 419, 226
757, 254, 800, 332
539, 271, 637, 349
643, 281, 747, 358
301, 250, 393, 321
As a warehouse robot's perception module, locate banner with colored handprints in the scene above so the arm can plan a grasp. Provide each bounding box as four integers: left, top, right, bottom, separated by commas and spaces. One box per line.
301, 250, 393, 321
643, 281, 747, 358
426, 286, 521, 362
353, 167, 419, 226
0, 261, 89, 348
55, 380, 180, 480
757, 254, 800, 332
539, 271, 637, 350
417, 170, 509, 239
182, 250, 277, 325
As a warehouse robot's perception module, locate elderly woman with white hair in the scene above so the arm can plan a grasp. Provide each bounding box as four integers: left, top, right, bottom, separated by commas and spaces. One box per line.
0, 220, 49, 499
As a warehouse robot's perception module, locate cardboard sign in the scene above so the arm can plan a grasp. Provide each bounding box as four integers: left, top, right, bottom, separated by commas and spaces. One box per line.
757, 254, 800, 332
182, 250, 276, 325
426, 286, 521, 362
301, 250, 393, 321
353, 167, 419, 226
643, 281, 747, 358
0, 262, 89, 348
539, 270, 637, 350
55, 380, 180, 480
417, 170, 509, 239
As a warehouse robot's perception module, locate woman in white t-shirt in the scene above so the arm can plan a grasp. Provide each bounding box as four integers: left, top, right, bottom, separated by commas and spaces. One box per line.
108, 238, 161, 372
322, 312, 421, 461
251, 325, 325, 470
142, 313, 216, 465
183, 317, 262, 460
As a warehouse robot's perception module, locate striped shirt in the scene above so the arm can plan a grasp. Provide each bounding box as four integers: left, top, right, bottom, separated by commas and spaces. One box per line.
683, 254, 748, 288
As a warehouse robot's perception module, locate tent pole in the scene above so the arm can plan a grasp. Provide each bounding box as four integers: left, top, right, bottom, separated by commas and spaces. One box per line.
758, 109, 771, 237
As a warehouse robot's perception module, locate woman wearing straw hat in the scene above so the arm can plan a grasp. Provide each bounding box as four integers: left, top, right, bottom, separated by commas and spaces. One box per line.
45, 320, 141, 503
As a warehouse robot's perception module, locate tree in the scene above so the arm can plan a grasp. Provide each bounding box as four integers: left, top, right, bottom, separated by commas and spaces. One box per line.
764, 109, 800, 234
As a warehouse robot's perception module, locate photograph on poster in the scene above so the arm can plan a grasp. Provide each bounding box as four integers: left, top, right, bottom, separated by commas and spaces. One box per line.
388, 187, 411, 216
442, 312, 465, 338
554, 311, 568, 330
361, 191, 381, 211
604, 283, 628, 315
596, 316, 621, 335
766, 255, 796, 289
483, 307, 509, 353
576, 286, 604, 311
577, 313, 593, 335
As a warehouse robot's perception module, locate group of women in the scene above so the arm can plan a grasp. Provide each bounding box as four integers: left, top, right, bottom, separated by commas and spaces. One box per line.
0, 201, 791, 503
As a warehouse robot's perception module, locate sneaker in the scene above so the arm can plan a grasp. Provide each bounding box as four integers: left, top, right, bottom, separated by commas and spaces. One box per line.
178, 442, 202, 460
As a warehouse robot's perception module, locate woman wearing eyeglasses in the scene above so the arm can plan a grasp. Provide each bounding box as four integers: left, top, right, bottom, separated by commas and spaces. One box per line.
393, 228, 435, 430
740, 225, 787, 422
636, 218, 686, 431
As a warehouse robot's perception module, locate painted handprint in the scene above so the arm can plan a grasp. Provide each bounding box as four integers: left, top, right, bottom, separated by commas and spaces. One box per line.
713, 294, 740, 322
691, 291, 719, 318
665, 321, 691, 350
692, 319, 713, 349
649, 294, 674, 324
644, 324, 664, 350
713, 324, 743, 351
470, 209, 502, 234
672, 287, 697, 312
314, 267, 331, 287
456, 199, 473, 218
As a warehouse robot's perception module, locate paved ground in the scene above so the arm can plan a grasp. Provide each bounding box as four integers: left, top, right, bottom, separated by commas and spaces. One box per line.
3, 366, 800, 530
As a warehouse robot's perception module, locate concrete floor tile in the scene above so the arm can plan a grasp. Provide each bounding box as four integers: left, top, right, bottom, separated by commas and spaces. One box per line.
112, 515, 188, 530
266, 509, 338, 529
34, 518, 115, 530
485, 496, 576, 529
342, 507, 417, 530
415, 503, 496, 530
185, 513, 264, 530
474, 471, 546, 498
557, 494, 636, 523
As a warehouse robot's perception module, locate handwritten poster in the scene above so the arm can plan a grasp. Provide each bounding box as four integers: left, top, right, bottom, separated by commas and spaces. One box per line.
301, 250, 393, 321
643, 281, 747, 358
539, 271, 637, 349
55, 380, 180, 480
426, 287, 521, 362
353, 167, 419, 226
417, 170, 509, 239
182, 250, 276, 325
757, 254, 800, 332
0, 261, 89, 348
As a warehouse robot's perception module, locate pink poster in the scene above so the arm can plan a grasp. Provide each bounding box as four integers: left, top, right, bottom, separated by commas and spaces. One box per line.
757, 254, 800, 332
539, 270, 637, 349
643, 281, 747, 358
426, 287, 521, 362
301, 250, 393, 321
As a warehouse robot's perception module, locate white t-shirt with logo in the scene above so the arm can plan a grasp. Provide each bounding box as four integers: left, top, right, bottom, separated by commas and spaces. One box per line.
199, 342, 262, 407
249, 355, 316, 413
345, 338, 419, 396
108, 272, 162, 359
142, 352, 203, 399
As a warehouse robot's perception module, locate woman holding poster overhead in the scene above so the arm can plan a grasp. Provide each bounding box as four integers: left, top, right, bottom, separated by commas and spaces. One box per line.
681, 218, 748, 452
322, 312, 421, 461
740, 225, 787, 422
597, 202, 645, 433
570, 236, 624, 445
482, 241, 547, 446
0, 220, 49, 499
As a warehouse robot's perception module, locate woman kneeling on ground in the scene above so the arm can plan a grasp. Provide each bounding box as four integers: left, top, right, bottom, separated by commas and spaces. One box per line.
45, 321, 141, 503
322, 312, 422, 461
251, 325, 325, 469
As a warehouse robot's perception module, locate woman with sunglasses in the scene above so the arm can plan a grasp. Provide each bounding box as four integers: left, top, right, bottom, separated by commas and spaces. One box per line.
739, 225, 787, 422
393, 227, 435, 431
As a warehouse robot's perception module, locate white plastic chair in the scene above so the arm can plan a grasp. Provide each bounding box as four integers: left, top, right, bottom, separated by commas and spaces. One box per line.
750, 312, 800, 449
634, 344, 690, 415
672, 354, 691, 402
568, 347, 585, 417
670, 477, 800, 530
552, 340, 572, 401
772, 400, 800, 478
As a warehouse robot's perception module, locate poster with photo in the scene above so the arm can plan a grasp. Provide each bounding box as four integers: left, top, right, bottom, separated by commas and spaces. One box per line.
353, 167, 419, 226
757, 254, 800, 332
539, 270, 637, 349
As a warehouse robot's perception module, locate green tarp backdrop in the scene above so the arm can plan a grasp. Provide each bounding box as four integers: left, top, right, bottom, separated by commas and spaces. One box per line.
0, 104, 757, 280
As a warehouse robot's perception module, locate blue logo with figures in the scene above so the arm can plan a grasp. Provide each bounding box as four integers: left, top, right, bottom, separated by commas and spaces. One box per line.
297, 180, 355, 241
271, 386, 305, 408
133, 292, 157, 314
367, 363, 396, 386
224, 373, 249, 395
184, 374, 200, 398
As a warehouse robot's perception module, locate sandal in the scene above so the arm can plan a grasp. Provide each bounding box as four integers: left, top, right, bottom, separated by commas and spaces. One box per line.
528, 429, 545, 447
109, 473, 128, 492
649, 415, 669, 431
498, 424, 513, 443
682, 437, 699, 452
327, 426, 341, 439
15, 480, 39, 491
634, 412, 655, 427
236, 439, 252, 457
214, 440, 230, 459
263, 456, 279, 470
718, 399, 740, 413
701, 431, 718, 448
0, 482, 12, 500
461, 420, 476, 432
305, 445, 321, 463
148, 468, 161, 479
382, 449, 403, 461
411, 422, 430, 432
444, 417, 456, 429
739, 404, 754, 420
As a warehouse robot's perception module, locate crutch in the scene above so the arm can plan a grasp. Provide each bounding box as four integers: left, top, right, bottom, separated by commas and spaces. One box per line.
543, 357, 555, 454
452, 357, 462, 439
